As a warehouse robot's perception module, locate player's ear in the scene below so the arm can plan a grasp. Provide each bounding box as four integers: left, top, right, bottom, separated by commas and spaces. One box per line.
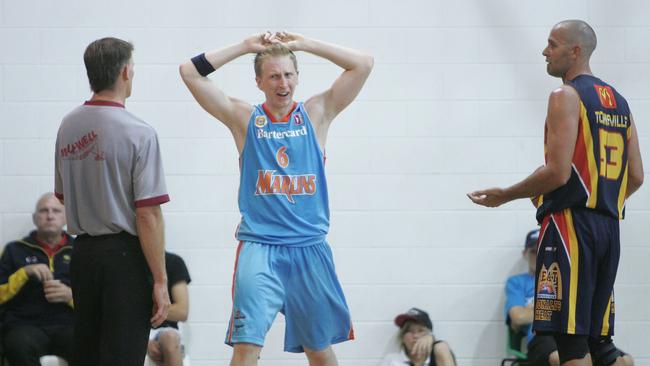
256, 76, 262, 90
572, 45, 581, 59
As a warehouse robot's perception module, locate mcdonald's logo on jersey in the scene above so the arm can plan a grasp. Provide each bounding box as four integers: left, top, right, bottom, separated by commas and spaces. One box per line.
594, 85, 617, 109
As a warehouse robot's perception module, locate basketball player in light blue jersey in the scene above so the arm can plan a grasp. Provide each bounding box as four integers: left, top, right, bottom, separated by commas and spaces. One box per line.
180, 32, 373, 366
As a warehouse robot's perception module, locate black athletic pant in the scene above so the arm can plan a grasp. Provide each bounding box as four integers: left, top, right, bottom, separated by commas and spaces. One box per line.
3, 324, 73, 366
70, 232, 152, 366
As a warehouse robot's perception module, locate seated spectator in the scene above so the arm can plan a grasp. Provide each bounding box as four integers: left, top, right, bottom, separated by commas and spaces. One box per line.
147, 251, 191, 366
505, 229, 634, 366
0, 193, 74, 365
380, 308, 456, 366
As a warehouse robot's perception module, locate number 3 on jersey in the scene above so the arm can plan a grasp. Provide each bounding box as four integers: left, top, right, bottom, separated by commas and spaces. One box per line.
276, 146, 289, 168
598, 128, 624, 180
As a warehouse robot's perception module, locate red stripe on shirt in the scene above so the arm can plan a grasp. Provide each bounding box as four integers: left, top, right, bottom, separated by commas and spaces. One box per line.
134, 194, 170, 208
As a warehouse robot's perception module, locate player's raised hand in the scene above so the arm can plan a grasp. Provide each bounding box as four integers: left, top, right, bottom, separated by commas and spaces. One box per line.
243, 31, 278, 53
467, 187, 508, 207
274, 31, 306, 51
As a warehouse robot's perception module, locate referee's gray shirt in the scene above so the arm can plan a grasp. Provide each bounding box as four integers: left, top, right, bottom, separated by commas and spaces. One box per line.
55, 100, 169, 236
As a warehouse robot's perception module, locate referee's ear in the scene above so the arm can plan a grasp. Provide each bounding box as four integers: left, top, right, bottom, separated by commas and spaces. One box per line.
122, 63, 133, 82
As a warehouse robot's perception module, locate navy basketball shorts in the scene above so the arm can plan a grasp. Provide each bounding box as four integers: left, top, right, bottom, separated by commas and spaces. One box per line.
224, 240, 354, 353
533, 207, 619, 337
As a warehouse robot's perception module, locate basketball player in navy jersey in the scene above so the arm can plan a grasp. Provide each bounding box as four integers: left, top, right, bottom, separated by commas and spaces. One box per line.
469, 20, 643, 366
179, 32, 373, 366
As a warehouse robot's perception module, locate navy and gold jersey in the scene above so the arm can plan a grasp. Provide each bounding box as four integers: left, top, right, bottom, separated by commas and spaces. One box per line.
536, 75, 632, 221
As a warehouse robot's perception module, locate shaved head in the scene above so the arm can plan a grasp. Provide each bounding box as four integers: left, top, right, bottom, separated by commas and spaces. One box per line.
554, 19, 597, 58
34, 192, 59, 212
32, 192, 66, 239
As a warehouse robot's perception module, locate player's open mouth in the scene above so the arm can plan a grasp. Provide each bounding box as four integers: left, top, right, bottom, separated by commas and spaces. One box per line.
277, 92, 290, 97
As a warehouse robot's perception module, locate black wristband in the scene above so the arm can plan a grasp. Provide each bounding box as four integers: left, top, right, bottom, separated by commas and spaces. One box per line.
191, 53, 216, 77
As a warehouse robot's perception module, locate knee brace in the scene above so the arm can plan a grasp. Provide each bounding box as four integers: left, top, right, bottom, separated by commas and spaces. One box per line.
555, 334, 589, 364
589, 337, 624, 366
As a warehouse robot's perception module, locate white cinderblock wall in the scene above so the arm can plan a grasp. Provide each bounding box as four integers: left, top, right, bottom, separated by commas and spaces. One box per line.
1, 1, 649, 365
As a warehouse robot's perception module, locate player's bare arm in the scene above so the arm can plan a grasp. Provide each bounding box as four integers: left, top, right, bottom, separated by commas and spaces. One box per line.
625, 114, 644, 198
276, 32, 374, 147
468, 85, 580, 207
180, 33, 277, 153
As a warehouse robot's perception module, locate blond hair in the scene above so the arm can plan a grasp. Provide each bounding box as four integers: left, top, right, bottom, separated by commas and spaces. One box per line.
254, 44, 298, 77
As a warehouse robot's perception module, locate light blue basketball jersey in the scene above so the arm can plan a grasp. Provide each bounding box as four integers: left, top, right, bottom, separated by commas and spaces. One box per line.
236, 102, 329, 246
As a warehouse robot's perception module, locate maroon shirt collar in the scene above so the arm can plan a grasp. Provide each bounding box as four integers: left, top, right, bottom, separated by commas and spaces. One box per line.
84, 100, 125, 108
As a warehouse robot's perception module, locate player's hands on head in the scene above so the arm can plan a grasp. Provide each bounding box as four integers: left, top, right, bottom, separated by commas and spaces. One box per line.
274, 31, 305, 51
23, 263, 53, 282
244, 31, 279, 53
467, 187, 507, 207
244, 31, 306, 52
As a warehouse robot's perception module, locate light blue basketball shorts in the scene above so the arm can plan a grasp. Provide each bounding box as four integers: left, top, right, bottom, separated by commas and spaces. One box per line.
224, 240, 354, 353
